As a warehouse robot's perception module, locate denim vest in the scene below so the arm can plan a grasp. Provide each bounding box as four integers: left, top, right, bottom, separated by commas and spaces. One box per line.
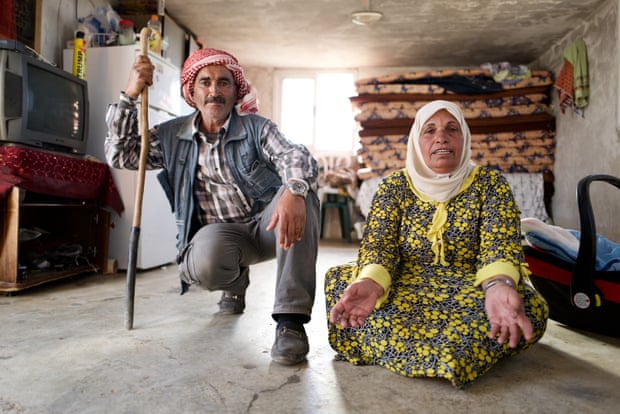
156, 110, 282, 257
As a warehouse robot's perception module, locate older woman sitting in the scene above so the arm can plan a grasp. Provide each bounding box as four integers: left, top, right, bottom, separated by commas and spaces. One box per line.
325, 100, 548, 388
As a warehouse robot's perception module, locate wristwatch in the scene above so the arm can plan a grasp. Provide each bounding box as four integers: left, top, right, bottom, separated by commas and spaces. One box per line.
287, 180, 309, 198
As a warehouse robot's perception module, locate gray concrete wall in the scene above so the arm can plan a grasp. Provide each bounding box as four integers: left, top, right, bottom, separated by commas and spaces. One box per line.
533, 0, 620, 241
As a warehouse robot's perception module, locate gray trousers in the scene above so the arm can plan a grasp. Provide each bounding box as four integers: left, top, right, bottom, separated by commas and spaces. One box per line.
180, 188, 320, 322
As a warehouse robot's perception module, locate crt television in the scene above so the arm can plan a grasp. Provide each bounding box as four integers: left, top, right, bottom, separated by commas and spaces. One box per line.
0, 44, 89, 155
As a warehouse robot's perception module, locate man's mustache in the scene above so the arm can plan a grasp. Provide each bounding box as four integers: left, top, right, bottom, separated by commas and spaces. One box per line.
205, 95, 226, 104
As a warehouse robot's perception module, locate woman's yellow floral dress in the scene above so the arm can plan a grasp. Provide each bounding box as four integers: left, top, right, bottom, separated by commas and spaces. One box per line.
324, 167, 548, 387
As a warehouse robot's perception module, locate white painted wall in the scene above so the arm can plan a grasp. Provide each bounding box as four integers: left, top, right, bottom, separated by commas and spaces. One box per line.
38, 0, 77, 67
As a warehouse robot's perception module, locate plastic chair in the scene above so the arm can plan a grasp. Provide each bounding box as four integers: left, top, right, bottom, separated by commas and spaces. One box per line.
320, 192, 352, 242
317, 155, 355, 242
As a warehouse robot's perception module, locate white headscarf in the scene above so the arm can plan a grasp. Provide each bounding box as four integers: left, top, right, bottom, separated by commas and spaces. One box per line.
405, 100, 475, 202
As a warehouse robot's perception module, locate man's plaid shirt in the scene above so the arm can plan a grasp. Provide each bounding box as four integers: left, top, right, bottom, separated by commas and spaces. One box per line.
105, 94, 318, 225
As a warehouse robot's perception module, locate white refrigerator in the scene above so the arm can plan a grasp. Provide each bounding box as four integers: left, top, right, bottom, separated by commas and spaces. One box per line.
63, 45, 193, 270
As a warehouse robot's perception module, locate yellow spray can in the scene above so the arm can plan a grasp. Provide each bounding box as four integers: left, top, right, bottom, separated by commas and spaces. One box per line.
72, 31, 87, 79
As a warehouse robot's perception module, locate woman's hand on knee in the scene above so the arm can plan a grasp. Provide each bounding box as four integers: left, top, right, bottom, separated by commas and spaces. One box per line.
329, 279, 383, 328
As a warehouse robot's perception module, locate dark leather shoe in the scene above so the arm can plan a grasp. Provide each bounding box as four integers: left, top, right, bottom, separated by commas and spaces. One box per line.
271, 326, 309, 365
218, 291, 245, 314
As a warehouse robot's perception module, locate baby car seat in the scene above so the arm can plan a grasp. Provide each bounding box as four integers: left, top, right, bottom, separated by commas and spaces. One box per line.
523, 174, 620, 337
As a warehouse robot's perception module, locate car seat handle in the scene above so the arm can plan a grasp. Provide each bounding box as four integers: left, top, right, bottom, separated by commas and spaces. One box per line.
572, 174, 620, 310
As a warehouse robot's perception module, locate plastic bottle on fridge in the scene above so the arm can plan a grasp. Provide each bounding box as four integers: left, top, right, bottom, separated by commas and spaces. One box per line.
72, 31, 87, 79
147, 15, 162, 54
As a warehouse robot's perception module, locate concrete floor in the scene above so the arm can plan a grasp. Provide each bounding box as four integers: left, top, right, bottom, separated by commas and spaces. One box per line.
1, 240, 619, 414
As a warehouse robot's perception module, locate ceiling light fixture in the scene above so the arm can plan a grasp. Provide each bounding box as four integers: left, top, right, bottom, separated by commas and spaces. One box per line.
352, 0, 383, 25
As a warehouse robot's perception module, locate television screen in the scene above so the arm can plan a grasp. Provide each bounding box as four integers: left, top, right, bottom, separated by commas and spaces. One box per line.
27, 64, 86, 142
0, 47, 89, 155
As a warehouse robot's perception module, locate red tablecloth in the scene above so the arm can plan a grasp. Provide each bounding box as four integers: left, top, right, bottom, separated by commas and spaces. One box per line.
0, 145, 124, 214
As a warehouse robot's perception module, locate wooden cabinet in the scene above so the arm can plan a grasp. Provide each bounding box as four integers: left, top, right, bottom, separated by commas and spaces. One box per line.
0, 187, 110, 293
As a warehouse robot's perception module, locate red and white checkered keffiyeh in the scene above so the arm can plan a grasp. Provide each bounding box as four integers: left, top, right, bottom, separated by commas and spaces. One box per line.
180, 48, 259, 115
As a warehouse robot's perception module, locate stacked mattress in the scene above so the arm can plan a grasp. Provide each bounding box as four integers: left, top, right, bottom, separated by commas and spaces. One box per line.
351, 68, 556, 178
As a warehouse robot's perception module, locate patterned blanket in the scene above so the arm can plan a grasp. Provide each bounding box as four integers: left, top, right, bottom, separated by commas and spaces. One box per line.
351, 67, 556, 178
355, 68, 554, 93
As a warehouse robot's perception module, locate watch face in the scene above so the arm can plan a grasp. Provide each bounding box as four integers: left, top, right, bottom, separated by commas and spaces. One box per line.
290, 181, 308, 196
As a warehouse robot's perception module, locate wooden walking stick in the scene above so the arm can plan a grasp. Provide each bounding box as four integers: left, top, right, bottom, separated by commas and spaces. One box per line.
126, 27, 151, 330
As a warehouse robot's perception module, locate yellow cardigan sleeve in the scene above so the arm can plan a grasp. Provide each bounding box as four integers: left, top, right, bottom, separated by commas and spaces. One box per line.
355, 263, 392, 309
474, 260, 521, 287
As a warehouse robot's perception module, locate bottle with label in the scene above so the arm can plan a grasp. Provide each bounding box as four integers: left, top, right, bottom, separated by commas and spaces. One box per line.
72, 31, 87, 79
147, 15, 162, 54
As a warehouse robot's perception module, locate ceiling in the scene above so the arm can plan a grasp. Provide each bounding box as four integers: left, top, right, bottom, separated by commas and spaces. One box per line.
161, 0, 606, 69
